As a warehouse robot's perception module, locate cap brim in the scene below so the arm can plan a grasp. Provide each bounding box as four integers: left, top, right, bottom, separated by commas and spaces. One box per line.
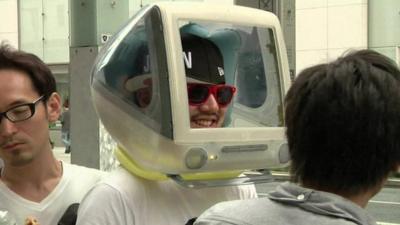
124, 74, 152, 92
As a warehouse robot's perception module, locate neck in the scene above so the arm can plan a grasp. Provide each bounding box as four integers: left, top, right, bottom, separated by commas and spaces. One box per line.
340, 182, 384, 208
302, 181, 385, 208
0, 149, 63, 202
344, 192, 372, 208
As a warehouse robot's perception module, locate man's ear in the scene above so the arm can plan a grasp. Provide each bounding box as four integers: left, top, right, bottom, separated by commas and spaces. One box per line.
46, 92, 62, 123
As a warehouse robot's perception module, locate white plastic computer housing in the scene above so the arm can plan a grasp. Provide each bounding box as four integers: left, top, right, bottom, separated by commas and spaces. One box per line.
91, 2, 291, 184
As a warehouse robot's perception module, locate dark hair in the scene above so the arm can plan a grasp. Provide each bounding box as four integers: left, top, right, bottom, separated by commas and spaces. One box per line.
285, 49, 400, 194
0, 43, 56, 101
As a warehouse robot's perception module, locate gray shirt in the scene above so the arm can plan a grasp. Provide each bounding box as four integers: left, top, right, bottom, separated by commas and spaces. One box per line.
194, 182, 377, 225
61, 110, 70, 134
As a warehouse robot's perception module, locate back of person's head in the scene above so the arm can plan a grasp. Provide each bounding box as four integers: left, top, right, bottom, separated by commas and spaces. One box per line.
0, 43, 56, 102
285, 49, 400, 195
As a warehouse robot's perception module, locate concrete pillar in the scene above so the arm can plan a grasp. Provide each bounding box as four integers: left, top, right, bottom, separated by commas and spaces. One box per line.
368, 0, 400, 64
69, 0, 129, 168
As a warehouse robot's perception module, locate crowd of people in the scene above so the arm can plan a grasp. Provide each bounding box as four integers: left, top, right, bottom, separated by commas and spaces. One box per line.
1, 30, 400, 225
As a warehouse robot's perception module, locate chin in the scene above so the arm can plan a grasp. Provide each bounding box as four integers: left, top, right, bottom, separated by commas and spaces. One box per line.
10, 152, 34, 167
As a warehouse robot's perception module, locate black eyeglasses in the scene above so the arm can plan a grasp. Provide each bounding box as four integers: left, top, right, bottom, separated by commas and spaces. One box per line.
0, 95, 45, 124
187, 83, 236, 107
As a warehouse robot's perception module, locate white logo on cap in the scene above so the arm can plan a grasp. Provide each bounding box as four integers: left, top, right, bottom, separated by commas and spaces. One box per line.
143, 55, 150, 73
218, 67, 224, 76
183, 51, 192, 69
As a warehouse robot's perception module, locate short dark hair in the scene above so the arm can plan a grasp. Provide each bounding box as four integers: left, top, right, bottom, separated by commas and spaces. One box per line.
285, 49, 400, 194
0, 43, 56, 101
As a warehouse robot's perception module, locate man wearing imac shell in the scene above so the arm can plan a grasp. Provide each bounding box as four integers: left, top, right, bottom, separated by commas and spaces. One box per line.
76, 33, 256, 225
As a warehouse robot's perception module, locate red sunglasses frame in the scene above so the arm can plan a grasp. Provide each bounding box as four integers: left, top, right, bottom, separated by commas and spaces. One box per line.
187, 83, 237, 107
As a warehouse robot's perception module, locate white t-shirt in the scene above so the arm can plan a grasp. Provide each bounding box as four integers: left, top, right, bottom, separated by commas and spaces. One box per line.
76, 167, 258, 225
0, 163, 104, 225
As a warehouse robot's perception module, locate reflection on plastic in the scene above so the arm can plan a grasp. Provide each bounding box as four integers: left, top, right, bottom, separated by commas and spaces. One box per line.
0, 211, 17, 225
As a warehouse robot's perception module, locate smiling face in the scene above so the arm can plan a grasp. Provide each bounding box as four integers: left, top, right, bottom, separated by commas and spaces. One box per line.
0, 69, 61, 167
188, 91, 228, 128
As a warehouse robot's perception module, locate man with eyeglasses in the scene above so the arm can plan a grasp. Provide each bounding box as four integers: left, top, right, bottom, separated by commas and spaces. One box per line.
0, 44, 104, 225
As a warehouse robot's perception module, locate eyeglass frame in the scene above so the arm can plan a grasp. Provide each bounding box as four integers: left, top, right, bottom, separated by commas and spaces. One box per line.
0, 95, 45, 124
187, 83, 237, 107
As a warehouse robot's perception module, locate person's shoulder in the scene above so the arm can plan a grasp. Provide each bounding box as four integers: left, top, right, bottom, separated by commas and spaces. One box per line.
76, 182, 134, 225
62, 110, 70, 116
212, 184, 258, 200
83, 180, 123, 198
61, 110, 70, 119
213, 198, 265, 212
63, 163, 107, 179
99, 167, 152, 193
195, 198, 265, 225
79, 168, 150, 209
74, 166, 146, 195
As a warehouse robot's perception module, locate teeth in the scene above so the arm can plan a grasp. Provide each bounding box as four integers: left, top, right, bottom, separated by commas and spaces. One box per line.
196, 120, 213, 127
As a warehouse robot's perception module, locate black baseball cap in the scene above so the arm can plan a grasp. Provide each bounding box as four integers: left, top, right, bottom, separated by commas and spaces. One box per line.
181, 33, 225, 84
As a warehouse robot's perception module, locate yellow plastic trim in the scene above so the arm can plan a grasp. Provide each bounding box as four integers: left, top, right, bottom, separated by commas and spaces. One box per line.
115, 146, 168, 181
115, 146, 242, 181
180, 171, 241, 181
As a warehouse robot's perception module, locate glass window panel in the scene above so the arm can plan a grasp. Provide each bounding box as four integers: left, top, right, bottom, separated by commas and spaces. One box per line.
43, 0, 69, 63
94, 6, 172, 138
19, 0, 69, 63
19, 0, 44, 58
179, 20, 284, 128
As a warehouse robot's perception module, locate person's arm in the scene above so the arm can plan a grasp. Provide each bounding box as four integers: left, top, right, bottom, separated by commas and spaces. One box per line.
75, 184, 133, 225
